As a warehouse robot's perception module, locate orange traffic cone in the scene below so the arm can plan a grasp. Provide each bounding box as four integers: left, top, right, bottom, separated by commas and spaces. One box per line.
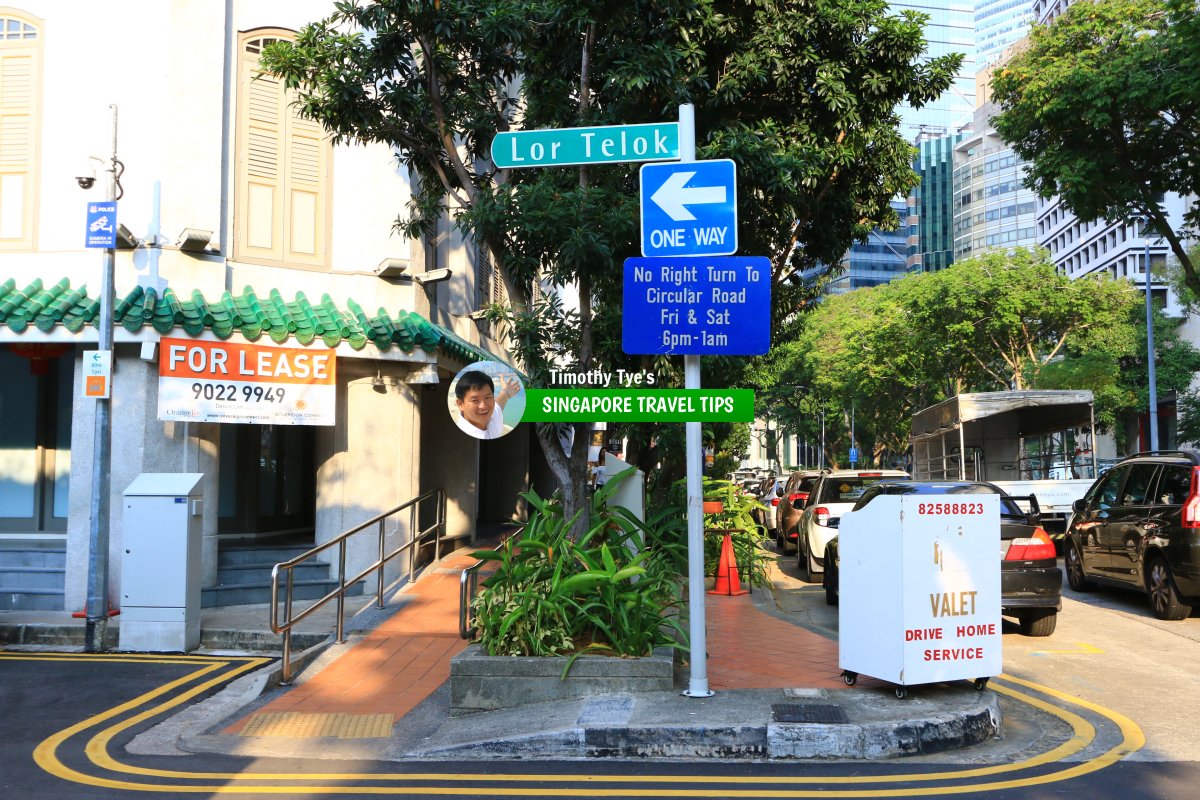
708, 532, 749, 596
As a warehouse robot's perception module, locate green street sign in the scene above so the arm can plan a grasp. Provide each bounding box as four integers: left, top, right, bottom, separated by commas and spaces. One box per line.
492, 122, 679, 169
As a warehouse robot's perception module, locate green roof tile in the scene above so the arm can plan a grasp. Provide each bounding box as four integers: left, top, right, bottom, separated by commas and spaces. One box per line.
0, 277, 507, 367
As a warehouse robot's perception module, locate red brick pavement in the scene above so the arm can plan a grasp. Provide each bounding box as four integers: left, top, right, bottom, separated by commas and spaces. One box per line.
229, 549, 868, 734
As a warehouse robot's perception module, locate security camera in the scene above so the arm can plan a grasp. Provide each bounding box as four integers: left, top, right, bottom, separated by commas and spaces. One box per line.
76, 156, 103, 190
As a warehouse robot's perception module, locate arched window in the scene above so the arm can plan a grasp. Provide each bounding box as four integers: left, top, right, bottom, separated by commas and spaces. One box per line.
234, 30, 330, 267
0, 9, 41, 251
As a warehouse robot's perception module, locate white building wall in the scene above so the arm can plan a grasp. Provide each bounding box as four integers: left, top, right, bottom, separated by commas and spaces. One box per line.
1036, 194, 1190, 317
1, 0, 523, 615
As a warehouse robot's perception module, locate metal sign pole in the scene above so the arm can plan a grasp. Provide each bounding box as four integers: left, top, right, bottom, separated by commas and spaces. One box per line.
85, 104, 117, 653
679, 103, 712, 698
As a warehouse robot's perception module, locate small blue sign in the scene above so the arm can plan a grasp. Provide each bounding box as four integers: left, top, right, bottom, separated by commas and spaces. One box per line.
640, 159, 737, 258
849, 447, 859, 464
622, 256, 770, 355
85, 202, 117, 248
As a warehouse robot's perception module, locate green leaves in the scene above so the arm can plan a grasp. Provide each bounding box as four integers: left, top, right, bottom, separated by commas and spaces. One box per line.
770, 248, 1144, 463
471, 478, 687, 666
991, 0, 1200, 292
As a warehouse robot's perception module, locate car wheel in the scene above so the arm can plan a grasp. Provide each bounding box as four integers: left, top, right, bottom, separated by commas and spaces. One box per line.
1065, 540, 1094, 591
1146, 556, 1193, 621
798, 535, 813, 581
1018, 609, 1056, 637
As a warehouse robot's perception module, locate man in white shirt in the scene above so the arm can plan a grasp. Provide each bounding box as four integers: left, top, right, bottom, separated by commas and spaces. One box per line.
452, 369, 519, 440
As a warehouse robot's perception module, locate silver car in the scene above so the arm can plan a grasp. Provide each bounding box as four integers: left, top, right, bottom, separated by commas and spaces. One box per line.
796, 469, 910, 579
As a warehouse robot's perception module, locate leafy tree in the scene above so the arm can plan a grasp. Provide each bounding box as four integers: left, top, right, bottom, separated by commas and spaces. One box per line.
991, 0, 1200, 295
768, 249, 1141, 456
261, 0, 962, 526
904, 249, 1138, 391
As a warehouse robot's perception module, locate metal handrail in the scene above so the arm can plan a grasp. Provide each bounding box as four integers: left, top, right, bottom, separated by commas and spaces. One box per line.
270, 488, 446, 684
459, 540, 506, 640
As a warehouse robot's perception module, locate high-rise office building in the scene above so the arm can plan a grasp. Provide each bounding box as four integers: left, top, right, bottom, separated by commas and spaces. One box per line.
891, 1, 978, 135
910, 132, 964, 272
975, 0, 1036, 69
836, 2, 977, 292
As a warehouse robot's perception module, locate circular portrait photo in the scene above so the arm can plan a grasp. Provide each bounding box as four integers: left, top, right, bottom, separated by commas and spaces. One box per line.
447, 360, 525, 440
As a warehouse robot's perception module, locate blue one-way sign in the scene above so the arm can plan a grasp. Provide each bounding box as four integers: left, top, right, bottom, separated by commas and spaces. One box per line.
640, 159, 737, 258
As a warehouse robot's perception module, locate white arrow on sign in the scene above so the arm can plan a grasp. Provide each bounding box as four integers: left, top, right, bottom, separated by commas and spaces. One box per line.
650, 171, 727, 222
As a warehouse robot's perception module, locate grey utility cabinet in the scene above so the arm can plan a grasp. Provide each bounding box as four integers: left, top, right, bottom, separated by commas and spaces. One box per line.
119, 473, 204, 652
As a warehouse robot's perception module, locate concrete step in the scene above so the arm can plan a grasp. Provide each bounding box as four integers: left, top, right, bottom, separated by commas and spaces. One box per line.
0, 544, 66, 569
0, 618, 327, 652
201, 579, 365, 608
0, 567, 67, 591
215, 561, 331, 586
218, 545, 312, 567
0, 588, 65, 611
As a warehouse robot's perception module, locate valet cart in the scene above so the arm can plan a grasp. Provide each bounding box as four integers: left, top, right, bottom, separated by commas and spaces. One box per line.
836, 494, 1002, 699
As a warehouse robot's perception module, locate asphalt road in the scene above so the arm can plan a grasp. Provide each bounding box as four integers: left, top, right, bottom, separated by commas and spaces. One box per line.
3, 556, 1200, 799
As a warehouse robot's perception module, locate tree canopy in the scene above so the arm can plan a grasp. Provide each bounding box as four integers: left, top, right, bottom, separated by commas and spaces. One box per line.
761, 249, 1188, 464
260, 0, 963, 512
991, 0, 1200, 295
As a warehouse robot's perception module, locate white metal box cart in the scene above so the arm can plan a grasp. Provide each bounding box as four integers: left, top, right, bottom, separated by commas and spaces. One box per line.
837, 494, 1001, 698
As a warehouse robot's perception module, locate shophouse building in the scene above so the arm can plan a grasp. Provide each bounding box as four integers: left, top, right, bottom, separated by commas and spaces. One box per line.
0, 1, 543, 614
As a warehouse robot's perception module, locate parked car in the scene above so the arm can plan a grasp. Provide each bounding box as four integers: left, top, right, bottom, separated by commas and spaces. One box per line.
752, 476, 783, 538
775, 470, 823, 554
1064, 450, 1200, 621
796, 469, 910, 577
822, 481, 1062, 636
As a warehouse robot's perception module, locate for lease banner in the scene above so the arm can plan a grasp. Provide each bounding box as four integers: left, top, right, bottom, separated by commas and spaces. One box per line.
157, 338, 336, 426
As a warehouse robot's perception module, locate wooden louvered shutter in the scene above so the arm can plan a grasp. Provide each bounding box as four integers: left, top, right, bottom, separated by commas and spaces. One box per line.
235, 33, 328, 267
0, 27, 39, 251
283, 107, 326, 263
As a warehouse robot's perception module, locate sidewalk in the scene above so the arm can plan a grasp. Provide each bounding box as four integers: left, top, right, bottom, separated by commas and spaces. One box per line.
223, 549, 478, 735
178, 549, 995, 760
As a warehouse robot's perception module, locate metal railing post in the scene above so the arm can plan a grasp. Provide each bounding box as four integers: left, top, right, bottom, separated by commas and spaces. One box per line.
281, 567, 295, 684
269, 488, 452, 684
336, 539, 346, 643
376, 519, 386, 610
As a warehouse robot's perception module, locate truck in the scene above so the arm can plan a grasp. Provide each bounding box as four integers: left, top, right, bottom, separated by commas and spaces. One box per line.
910, 390, 1102, 538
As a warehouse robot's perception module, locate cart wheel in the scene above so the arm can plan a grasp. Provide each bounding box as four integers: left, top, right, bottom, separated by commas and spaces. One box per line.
843, 671, 857, 686
894, 686, 908, 700
973, 678, 989, 691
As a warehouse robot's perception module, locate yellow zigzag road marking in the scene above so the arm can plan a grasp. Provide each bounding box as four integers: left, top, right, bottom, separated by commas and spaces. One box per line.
21, 652, 1143, 797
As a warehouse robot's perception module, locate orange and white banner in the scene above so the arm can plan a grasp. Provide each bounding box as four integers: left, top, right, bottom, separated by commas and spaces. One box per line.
157, 338, 336, 425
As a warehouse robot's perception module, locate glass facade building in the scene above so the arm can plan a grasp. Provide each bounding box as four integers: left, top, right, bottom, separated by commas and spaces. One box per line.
827, 199, 911, 294
952, 103, 1039, 260
975, 0, 1036, 69
891, 1, 977, 134
831, 3, 979, 292
911, 133, 964, 272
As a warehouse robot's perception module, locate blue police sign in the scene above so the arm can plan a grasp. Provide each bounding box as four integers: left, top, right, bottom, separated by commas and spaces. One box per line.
85, 202, 117, 248
622, 255, 770, 355
640, 159, 737, 258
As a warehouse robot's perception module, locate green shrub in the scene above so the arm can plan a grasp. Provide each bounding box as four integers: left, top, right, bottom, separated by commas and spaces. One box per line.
470, 469, 687, 669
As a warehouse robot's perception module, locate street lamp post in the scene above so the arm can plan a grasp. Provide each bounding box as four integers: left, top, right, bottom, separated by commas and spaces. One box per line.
85, 105, 119, 653
1144, 222, 1159, 451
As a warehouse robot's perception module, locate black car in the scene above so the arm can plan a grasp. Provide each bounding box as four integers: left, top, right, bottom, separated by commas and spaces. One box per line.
822, 481, 1062, 636
1064, 450, 1200, 621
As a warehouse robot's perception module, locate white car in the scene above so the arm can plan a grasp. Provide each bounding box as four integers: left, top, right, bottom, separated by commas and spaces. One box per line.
796, 469, 910, 579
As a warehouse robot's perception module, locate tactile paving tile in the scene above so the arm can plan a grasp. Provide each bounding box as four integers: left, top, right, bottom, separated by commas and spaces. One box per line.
239, 712, 395, 739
